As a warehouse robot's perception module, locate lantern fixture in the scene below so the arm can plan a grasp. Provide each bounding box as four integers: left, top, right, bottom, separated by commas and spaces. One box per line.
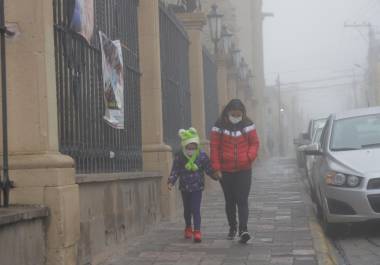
207, 4, 223, 54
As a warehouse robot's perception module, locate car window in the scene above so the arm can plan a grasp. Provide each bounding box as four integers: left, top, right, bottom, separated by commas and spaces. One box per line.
312, 119, 326, 135
312, 128, 323, 144
330, 114, 380, 151
307, 121, 313, 140
320, 118, 331, 150
310, 118, 327, 140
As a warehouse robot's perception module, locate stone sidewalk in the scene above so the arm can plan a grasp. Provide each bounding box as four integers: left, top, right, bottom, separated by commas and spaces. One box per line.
102, 158, 320, 265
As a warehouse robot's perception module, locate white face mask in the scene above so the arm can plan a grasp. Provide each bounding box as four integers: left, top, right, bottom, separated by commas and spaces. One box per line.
229, 115, 242, 124
186, 150, 195, 157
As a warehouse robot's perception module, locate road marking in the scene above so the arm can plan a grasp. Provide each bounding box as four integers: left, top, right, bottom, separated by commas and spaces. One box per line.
309, 219, 339, 265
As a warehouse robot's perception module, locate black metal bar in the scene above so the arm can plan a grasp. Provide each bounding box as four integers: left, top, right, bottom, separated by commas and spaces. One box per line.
0, 0, 12, 207
159, 4, 191, 152
53, 0, 142, 174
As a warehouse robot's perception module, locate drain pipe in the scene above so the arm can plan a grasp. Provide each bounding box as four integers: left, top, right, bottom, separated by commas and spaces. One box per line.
0, 0, 14, 207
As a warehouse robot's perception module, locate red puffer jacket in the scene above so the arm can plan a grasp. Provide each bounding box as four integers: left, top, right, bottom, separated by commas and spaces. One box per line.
210, 121, 260, 172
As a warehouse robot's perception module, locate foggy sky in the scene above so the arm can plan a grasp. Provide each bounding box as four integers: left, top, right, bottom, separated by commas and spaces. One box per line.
262, 0, 380, 85
231, 0, 380, 135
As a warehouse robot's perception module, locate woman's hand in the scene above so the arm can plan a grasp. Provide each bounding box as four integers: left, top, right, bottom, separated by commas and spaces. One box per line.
167, 183, 174, 191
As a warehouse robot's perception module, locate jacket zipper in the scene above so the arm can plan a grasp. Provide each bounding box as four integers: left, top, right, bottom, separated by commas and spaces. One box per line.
234, 143, 238, 170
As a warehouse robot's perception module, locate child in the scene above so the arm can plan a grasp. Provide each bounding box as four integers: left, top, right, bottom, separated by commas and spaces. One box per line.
168, 127, 219, 243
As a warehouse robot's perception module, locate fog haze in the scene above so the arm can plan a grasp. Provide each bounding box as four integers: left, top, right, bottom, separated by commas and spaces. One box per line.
262, 0, 380, 84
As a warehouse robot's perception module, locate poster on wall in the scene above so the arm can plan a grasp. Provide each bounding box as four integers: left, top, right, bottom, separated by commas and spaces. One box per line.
70, 0, 94, 43
99, 31, 125, 129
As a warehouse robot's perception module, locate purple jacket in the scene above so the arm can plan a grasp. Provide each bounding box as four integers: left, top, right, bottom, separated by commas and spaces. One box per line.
168, 150, 215, 192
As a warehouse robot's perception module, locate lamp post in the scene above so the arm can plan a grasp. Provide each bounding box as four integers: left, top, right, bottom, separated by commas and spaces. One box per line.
207, 4, 223, 55
354, 64, 370, 107
231, 43, 241, 68
247, 69, 254, 88
220, 25, 233, 54
276, 74, 285, 156
245, 69, 254, 99
239, 58, 248, 80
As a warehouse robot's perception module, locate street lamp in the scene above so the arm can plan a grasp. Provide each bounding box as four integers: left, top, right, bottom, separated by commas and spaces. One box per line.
220, 25, 233, 54
276, 74, 284, 156
207, 4, 223, 55
231, 44, 241, 67
239, 58, 248, 80
247, 69, 254, 88
176, 0, 201, 12
245, 69, 254, 98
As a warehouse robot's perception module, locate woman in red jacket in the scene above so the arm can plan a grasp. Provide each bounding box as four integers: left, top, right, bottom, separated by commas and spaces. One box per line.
210, 99, 259, 243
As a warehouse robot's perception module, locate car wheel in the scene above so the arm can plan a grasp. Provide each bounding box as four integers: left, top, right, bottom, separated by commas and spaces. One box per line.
308, 181, 317, 203
315, 197, 323, 220
320, 199, 340, 238
310, 189, 317, 203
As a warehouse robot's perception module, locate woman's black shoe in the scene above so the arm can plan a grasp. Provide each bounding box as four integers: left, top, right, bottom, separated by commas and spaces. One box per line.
239, 231, 251, 244
227, 228, 237, 240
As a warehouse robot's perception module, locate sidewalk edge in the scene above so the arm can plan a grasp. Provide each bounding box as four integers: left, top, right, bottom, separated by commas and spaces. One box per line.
309, 219, 339, 265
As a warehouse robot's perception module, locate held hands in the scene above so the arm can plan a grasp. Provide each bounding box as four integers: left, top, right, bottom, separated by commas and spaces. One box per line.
213, 171, 222, 181
167, 183, 174, 191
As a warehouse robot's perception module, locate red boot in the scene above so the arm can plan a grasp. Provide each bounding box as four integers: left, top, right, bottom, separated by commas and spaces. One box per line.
193, 230, 202, 243
184, 227, 193, 239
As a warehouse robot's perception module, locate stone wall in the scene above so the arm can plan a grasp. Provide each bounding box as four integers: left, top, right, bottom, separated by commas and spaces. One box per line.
76, 172, 162, 265
0, 207, 48, 265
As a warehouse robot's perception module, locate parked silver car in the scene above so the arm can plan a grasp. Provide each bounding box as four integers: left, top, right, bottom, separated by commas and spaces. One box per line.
298, 127, 323, 196
305, 107, 380, 236
295, 118, 327, 173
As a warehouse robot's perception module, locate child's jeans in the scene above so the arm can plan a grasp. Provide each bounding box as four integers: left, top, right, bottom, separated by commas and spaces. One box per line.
181, 190, 202, 231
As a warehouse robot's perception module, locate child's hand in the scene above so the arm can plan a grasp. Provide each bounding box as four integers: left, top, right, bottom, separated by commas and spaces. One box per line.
168, 183, 174, 191
213, 171, 222, 181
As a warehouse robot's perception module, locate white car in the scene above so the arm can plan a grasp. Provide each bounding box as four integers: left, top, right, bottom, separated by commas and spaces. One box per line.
305, 107, 380, 236
298, 127, 323, 201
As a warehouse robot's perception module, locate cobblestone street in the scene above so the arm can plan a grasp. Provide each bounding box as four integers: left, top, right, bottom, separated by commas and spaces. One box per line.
103, 158, 320, 265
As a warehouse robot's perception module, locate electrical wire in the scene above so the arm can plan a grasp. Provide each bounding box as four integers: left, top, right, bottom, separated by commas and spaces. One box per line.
280, 74, 355, 87
281, 82, 353, 92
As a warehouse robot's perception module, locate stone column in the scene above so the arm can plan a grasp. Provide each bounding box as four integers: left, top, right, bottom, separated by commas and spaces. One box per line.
176, 12, 218, 190
4, 1, 79, 265
176, 12, 208, 148
216, 54, 229, 112
138, 0, 179, 221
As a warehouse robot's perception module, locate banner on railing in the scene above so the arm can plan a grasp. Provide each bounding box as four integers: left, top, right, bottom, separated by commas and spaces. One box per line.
99, 31, 125, 129
70, 0, 94, 43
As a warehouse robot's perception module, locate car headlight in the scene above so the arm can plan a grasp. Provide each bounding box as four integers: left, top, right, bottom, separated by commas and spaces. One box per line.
330, 173, 346, 186
347, 175, 360, 187
325, 172, 361, 187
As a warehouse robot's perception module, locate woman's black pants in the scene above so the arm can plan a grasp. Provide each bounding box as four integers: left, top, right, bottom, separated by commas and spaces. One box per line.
220, 169, 252, 233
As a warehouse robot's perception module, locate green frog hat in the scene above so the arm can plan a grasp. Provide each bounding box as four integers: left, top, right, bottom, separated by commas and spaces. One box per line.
178, 127, 200, 171
178, 127, 200, 147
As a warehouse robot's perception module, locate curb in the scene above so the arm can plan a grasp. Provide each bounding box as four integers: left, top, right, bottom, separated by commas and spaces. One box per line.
309, 219, 339, 265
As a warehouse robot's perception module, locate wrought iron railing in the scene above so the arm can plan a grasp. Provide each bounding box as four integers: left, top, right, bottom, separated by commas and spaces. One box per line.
159, 3, 191, 151
53, 0, 142, 174
203, 47, 219, 139
168, 0, 202, 13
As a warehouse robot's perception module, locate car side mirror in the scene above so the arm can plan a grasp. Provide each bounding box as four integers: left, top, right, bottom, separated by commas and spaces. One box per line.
297, 145, 307, 152
304, 143, 322, 156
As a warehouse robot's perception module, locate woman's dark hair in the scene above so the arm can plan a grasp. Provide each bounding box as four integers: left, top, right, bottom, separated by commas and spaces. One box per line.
216, 99, 252, 129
